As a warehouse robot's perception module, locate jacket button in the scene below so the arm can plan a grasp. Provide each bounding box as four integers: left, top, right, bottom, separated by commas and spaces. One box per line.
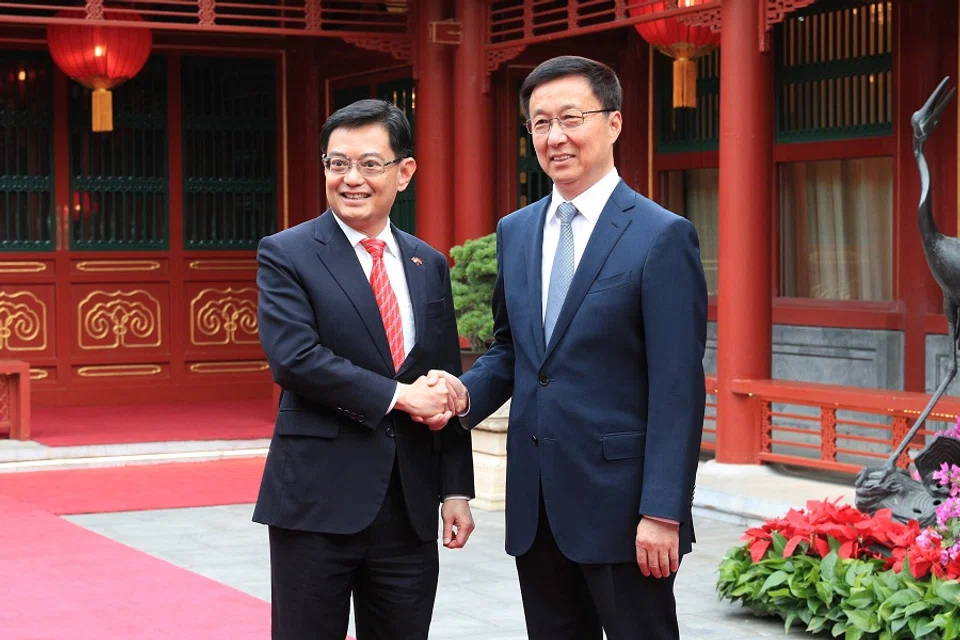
386, 426, 395, 438
358, 415, 365, 423
531, 435, 538, 445
538, 375, 549, 386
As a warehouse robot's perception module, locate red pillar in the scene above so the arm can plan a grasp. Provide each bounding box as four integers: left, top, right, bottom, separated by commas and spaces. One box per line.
715, 0, 774, 464
415, 0, 455, 255
453, 0, 495, 246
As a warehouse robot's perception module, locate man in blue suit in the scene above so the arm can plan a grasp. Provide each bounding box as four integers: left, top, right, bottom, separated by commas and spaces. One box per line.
428, 56, 707, 639
254, 100, 475, 640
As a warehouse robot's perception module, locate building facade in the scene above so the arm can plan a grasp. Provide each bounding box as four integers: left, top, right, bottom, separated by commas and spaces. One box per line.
0, 0, 957, 472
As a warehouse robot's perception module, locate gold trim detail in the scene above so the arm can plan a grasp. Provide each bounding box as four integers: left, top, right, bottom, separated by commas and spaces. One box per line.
0, 261, 46, 273
29, 369, 49, 380
190, 287, 259, 345
76, 260, 162, 273
189, 361, 270, 374
77, 364, 163, 378
188, 259, 258, 271
0, 291, 48, 352
78, 290, 162, 350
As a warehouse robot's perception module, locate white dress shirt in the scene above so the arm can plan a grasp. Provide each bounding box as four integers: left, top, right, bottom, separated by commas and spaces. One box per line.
333, 214, 414, 412
541, 168, 621, 321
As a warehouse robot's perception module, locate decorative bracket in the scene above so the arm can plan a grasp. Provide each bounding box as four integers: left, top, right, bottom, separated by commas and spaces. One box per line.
341, 37, 413, 64
199, 0, 215, 26
85, 0, 104, 20
677, 0, 818, 52
484, 45, 526, 93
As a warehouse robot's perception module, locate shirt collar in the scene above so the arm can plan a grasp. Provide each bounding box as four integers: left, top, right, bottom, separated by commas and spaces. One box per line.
548, 167, 621, 224
332, 213, 400, 258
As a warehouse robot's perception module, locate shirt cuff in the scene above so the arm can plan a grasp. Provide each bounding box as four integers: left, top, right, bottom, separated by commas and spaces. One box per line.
456, 392, 470, 417
442, 495, 470, 501
643, 515, 679, 525
387, 382, 400, 413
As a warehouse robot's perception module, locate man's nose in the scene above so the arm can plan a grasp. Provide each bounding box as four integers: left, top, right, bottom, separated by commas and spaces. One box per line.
547, 122, 568, 145
343, 164, 365, 184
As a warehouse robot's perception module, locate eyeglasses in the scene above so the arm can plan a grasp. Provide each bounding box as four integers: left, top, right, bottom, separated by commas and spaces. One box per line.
322, 155, 405, 176
524, 109, 612, 135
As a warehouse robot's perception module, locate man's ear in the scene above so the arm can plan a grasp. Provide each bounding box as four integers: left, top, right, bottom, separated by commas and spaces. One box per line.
398, 157, 417, 191
608, 110, 623, 144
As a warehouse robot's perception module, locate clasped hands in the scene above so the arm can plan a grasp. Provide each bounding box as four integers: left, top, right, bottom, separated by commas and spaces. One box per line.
395, 370, 467, 431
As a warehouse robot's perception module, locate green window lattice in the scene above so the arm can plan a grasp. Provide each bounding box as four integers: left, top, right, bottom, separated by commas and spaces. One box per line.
0, 52, 54, 252
182, 56, 277, 250
68, 56, 169, 251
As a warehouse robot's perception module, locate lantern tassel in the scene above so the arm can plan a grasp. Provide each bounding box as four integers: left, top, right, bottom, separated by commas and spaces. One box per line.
92, 88, 113, 132
672, 58, 698, 109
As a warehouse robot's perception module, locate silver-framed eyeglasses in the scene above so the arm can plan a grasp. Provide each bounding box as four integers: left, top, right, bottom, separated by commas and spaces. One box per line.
322, 155, 405, 176
524, 109, 612, 135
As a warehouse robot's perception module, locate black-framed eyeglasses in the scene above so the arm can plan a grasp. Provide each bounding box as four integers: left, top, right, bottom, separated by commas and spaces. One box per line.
524, 109, 612, 135
322, 155, 405, 176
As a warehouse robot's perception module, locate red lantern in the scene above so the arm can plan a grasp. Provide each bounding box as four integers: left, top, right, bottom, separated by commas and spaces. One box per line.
47, 8, 152, 132
630, 0, 720, 109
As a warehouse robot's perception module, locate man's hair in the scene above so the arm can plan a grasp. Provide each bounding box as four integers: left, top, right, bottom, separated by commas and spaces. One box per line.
519, 56, 622, 120
320, 99, 413, 160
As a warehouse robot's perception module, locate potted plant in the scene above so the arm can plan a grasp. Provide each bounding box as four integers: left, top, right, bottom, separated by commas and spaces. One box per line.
450, 232, 496, 372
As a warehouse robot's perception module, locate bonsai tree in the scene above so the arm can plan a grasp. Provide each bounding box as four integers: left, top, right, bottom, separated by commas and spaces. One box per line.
450, 232, 497, 351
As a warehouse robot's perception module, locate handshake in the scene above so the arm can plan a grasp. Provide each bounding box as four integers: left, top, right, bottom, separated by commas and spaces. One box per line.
394, 370, 468, 431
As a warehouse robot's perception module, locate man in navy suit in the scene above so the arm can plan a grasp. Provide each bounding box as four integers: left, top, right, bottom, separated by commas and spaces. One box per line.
254, 99, 475, 640
428, 56, 707, 639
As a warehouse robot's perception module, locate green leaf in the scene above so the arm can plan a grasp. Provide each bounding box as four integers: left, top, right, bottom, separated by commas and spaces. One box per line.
760, 570, 789, 594
904, 600, 932, 616
937, 581, 960, 605
821, 551, 839, 582
771, 531, 787, 557
916, 616, 946, 637
844, 626, 863, 640
845, 609, 880, 633
783, 612, 798, 631
807, 616, 828, 632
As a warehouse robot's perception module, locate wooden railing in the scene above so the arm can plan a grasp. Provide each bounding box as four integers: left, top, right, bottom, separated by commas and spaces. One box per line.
703, 375, 717, 452
720, 378, 960, 474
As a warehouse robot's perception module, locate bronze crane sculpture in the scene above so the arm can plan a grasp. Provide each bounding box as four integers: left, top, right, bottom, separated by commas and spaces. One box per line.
855, 77, 959, 526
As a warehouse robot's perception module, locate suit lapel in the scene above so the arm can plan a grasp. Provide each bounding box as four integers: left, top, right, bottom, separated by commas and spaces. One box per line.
525, 197, 551, 361
394, 227, 425, 377
543, 181, 635, 360
314, 211, 394, 374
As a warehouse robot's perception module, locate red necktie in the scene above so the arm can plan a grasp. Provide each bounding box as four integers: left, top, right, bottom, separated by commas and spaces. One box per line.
360, 238, 405, 373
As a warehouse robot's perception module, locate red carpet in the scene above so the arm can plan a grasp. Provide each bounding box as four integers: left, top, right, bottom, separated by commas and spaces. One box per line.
31, 399, 275, 446
0, 496, 270, 639
0, 458, 266, 515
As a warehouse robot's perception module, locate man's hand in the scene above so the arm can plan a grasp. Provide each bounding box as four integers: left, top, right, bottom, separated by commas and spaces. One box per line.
395, 376, 453, 430
425, 370, 469, 414
635, 518, 680, 578
440, 499, 475, 549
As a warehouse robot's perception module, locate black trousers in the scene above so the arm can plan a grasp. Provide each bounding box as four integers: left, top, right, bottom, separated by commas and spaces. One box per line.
268, 463, 439, 640
515, 495, 680, 640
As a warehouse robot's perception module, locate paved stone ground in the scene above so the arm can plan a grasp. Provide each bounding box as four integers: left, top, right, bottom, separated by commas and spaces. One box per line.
68, 506, 818, 639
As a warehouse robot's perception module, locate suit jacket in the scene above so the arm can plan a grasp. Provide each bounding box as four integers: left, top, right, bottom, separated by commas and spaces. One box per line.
461, 180, 707, 564
253, 210, 474, 542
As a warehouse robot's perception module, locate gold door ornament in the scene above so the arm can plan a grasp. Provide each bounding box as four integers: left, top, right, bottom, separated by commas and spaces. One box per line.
190, 287, 259, 346
78, 290, 162, 350
0, 292, 48, 352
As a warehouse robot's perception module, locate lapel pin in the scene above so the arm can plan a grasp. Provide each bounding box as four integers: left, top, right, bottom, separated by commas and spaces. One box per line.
411, 256, 423, 267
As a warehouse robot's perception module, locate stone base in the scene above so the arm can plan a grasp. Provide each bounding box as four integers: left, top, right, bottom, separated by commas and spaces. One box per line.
470, 400, 509, 511
471, 450, 506, 511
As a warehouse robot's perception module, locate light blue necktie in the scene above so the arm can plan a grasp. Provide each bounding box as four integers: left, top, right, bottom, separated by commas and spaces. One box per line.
544, 202, 578, 344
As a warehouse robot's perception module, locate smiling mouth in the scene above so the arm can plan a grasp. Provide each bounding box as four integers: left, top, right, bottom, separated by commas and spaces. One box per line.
551, 154, 575, 162
342, 193, 370, 200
